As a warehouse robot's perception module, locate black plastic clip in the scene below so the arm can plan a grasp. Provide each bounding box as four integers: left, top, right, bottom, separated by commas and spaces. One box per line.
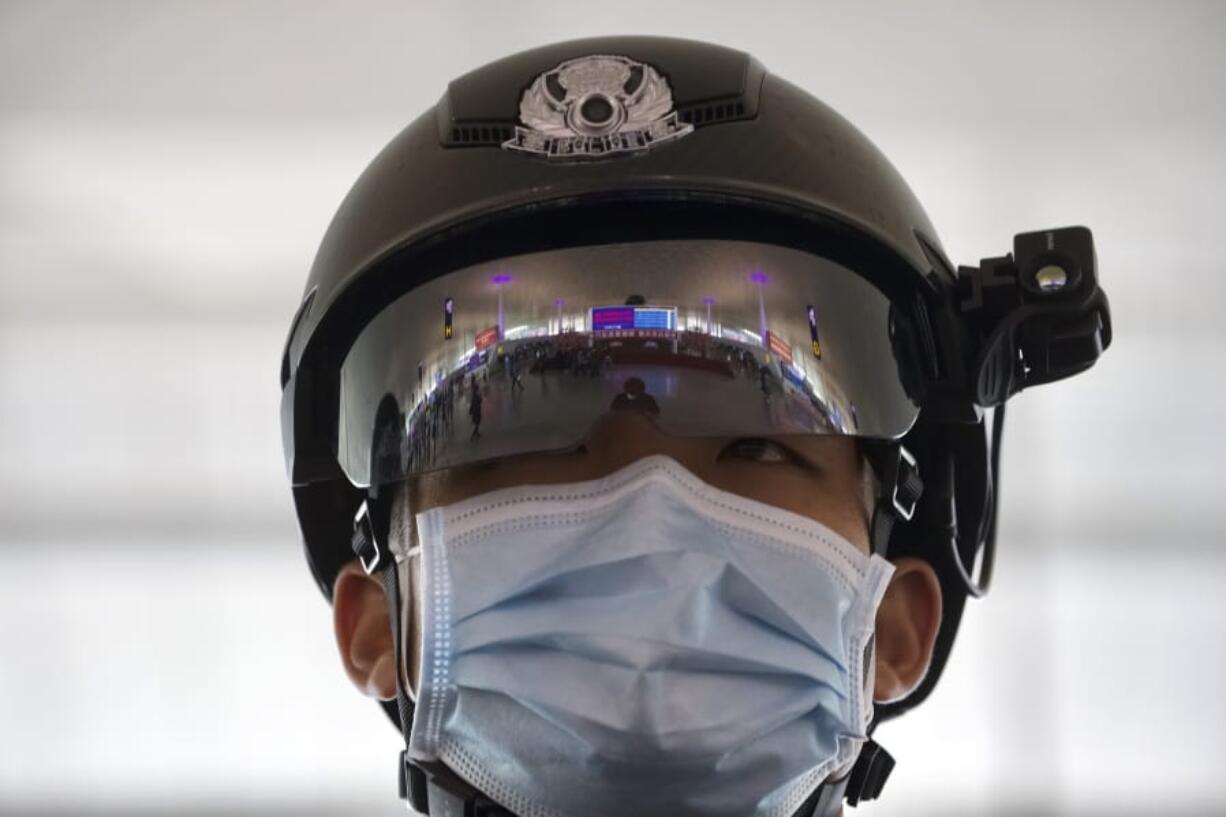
401, 756, 516, 817
400, 750, 429, 814
844, 739, 896, 806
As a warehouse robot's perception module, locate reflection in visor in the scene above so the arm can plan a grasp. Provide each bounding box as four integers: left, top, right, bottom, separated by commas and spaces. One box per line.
343, 240, 920, 487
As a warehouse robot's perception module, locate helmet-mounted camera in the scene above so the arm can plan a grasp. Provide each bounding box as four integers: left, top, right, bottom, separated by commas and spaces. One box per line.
957, 226, 1111, 409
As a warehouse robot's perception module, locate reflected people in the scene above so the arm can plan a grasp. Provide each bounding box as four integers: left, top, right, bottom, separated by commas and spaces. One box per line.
469, 379, 483, 441
371, 392, 403, 486
609, 376, 661, 417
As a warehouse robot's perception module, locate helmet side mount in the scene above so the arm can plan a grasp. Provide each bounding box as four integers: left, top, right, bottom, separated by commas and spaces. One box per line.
957, 226, 1111, 408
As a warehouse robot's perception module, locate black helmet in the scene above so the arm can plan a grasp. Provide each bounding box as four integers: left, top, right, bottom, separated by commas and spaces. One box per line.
280, 35, 1111, 817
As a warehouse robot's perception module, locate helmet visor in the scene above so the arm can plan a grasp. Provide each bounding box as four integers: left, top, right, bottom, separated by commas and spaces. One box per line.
341, 239, 923, 488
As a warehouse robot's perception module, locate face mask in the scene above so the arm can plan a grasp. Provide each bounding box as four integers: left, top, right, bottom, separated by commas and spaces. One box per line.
404, 454, 894, 817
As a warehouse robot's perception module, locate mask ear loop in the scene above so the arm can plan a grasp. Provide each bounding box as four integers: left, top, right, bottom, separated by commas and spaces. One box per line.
830, 441, 919, 814
349, 491, 425, 809
378, 560, 415, 746
359, 494, 515, 817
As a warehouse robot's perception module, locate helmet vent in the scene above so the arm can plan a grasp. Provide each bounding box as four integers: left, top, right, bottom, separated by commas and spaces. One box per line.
450, 124, 516, 146
678, 100, 747, 127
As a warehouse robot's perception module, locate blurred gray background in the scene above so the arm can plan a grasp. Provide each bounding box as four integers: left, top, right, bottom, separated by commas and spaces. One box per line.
1, 1, 1223, 815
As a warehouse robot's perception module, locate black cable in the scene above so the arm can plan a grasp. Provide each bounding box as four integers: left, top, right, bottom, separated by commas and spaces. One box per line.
948, 404, 1003, 598
973, 404, 1004, 598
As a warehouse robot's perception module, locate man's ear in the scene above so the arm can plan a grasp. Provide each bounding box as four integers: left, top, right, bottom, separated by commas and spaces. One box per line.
873, 556, 943, 704
333, 560, 397, 701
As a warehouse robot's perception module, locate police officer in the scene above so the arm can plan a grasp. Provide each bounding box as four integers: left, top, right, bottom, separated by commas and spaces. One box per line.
280, 36, 1112, 817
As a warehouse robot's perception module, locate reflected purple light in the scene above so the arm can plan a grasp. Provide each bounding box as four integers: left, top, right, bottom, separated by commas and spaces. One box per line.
554, 298, 566, 306
751, 272, 768, 343
702, 297, 716, 305
492, 274, 512, 284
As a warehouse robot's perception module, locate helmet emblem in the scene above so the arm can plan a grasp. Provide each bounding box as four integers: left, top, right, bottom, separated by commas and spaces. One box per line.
502, 54, 693, 160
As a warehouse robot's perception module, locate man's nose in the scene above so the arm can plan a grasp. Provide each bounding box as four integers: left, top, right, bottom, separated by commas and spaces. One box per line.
582, 410, 683, 476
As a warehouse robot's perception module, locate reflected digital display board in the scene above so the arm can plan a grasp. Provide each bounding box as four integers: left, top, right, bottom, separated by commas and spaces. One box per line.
590, 306, 677, 332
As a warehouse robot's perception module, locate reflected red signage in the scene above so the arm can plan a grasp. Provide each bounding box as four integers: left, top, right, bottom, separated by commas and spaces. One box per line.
475, 325, 500, 351
766, 331, 793, 364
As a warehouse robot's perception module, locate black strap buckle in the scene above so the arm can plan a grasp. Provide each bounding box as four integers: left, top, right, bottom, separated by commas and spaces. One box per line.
351, 500, 382, 575
868, 443, 923, 556
891, 445, 921, 522
844, 739, 896, 807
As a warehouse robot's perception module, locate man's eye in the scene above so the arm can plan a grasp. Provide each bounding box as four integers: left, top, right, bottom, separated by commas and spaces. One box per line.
722, 438, 794, 464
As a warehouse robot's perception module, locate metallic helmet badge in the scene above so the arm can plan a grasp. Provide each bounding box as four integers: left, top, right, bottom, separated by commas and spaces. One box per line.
502, 54, 694, 160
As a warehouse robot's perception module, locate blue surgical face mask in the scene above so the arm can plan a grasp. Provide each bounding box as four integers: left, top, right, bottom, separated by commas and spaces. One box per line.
402, 454, 894, 817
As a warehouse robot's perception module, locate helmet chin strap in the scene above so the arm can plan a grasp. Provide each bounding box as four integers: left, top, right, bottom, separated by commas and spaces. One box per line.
393, 725, 893, 817
351, 460, 912, 817
867, 442, 924, 557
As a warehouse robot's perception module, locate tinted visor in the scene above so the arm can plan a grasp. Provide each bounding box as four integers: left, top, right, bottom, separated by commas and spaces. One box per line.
341, 239, 922, 488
